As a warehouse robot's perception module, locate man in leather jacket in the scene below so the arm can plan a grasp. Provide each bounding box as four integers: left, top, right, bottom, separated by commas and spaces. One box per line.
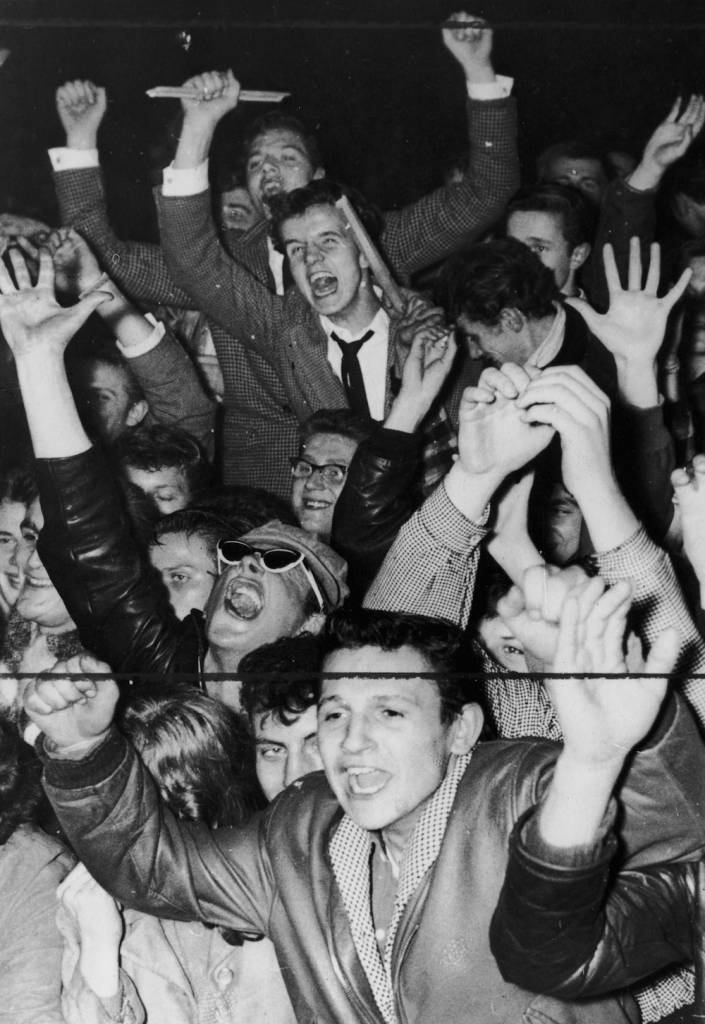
26, 604, 705, 1024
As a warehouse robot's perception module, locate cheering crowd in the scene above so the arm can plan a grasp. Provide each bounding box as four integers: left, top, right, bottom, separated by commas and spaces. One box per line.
3, 10, 705, 1023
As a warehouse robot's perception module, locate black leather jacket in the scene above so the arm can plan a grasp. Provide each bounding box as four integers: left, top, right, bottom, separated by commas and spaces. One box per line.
41, 697, 705, 1024
36, 447, 204, 682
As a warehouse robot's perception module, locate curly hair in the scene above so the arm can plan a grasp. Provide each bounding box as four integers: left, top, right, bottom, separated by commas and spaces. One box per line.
0, 712, 43, 846
268, 178, 384, 252
436, 238, 560, 326
239, 633, 324, 726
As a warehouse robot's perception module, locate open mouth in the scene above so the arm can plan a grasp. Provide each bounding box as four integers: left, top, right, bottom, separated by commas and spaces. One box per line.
261, 179, 282, 198
224, 578, 264, 621
24, 575, 53, 590
302, 498, 331, 511
346, 766, 389, 796
308, 271, 337, 299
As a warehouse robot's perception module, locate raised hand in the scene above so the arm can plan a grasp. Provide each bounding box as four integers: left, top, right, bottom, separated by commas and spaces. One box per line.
180, 68, 240, 126
44, 227, 104, 298
442, 11, 495, 83
56, 79, 107, 148
516, 364, 613, 503
565, 239, 692, 367
456, 366, 555, 479
23, 655, 119, 750
630, 95, 705, 191
496, 563, 590, 667
548, 579, 679, 766
388, 323, 457, 432
0, 249, 110, 360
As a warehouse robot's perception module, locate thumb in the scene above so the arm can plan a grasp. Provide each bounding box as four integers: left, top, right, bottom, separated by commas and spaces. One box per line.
564, 295, 601, 334
644, 627, 681, 677
64, 288, 112, 333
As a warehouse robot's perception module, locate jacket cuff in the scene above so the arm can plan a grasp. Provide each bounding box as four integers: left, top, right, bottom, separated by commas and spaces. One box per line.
517, 804, 617, 872
367, 426, 422, 459
39, 725, 129, 790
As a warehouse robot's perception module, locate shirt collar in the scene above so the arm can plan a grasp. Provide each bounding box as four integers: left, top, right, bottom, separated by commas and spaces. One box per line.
526, 302, 566, 369
320, 304, 389, 343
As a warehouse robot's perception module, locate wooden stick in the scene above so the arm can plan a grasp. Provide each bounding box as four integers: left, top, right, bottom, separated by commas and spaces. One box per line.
146, 86, 289, 102
335, 195, 404, 315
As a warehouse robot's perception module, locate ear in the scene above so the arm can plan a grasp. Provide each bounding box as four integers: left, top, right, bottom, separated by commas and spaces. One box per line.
125, 399, 149, 428
312, 166, 326, 181
298, 611, 327, 636
498, 307, 526, 334
569, 242, 591, 270
447, 703, 484, 754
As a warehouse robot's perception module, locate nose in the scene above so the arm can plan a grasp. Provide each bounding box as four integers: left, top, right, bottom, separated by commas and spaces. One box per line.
236, 553, 265, 576
24, 544, 44, 573
303, 467, 327, 489
341, 712, 373, 754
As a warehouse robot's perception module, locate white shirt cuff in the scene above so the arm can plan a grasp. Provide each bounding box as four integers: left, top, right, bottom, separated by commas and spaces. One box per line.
466, 74, 513, 100
162, 159, 209, 197
116, 313, 166, 358
48, 147, 99, 171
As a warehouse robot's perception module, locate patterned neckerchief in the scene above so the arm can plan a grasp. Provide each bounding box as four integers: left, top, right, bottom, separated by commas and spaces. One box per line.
329, 751, 472, 1024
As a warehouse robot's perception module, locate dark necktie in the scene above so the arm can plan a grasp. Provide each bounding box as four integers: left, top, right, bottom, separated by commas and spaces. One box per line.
331, 329, 374, 419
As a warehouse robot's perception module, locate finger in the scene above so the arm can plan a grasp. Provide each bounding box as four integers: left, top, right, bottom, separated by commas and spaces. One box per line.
602, 243, 622, 294
63, 289, 113, 333
676, 94, 695, 125
496, 583, 528, 623
627, 236, 642, 291
477, 366, 520, 399
552, 593, 580, 670
13, 235, 39, 261
8, 248, 32, 290
665, 95, 682, 123
497, 361, 533, 395
35, 249, 55, 291
691, 97, 705, 139
664, 266, 694, 312
644, 242, 661, 295
671, 465, 692, 489
519, 381, 607, 428
644, 626, 681, 677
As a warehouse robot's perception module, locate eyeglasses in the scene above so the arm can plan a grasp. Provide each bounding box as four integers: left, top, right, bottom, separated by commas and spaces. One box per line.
289, 457, 348, 486
216, 540, 325, 612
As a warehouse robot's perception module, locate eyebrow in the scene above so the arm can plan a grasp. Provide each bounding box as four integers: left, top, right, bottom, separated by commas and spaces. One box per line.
20, 517, 40, 533
256, 737, 288, 748
318, 692, 421, 707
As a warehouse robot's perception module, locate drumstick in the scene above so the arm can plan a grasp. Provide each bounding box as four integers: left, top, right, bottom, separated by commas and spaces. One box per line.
335, 195, 404, 315
146, 87, 289, 102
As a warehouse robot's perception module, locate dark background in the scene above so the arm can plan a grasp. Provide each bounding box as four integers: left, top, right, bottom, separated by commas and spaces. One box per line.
1, 0, 704, 238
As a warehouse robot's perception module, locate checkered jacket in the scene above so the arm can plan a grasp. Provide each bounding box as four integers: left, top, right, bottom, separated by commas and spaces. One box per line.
53, 167, 300, 497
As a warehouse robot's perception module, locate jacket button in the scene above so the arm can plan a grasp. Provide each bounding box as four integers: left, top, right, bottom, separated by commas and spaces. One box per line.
215, 966, 234, 990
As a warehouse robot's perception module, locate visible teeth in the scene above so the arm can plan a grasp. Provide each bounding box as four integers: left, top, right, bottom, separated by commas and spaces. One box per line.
25, 577, 53, 589
304, 500, 330, 509
224, 580, 263, 620
309, 272, 337, 295
346, 767, 387, 795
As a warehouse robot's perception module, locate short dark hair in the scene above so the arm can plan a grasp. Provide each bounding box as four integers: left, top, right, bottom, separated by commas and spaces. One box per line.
299, 408, 374, 450
504, 183, 598, 250
197, 485, 298, 535
120, 686, 263, 827
67, 335, 146, 409
150, 507, 233, 563
322, 608, 481, 724
0, 460, 37, 508
113, 424, 212, 498
0, 712, 43, 844
269, 179, 384, 253
536, 140, 609, 184
239, 633, 324, 725
437, 238, 560, 326
241, 111, 323, 173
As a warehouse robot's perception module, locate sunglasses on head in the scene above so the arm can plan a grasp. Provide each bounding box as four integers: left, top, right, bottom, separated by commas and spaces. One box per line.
216, 540, 325, 612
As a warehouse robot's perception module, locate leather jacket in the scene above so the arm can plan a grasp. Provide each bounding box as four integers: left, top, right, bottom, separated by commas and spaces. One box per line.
36, 447, 203, 682
41, 697, 705, 1024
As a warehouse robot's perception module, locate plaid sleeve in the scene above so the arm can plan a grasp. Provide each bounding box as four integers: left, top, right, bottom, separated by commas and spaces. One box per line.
380, 97, 519, 279
363, 479, 488, 626
53, 166, 194, 308
593, 525, 705, 725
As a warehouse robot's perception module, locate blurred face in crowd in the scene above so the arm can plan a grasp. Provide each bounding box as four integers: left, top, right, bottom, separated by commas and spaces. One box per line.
541, 483, 584, 566
205, 547, 316, 669
544, 156, 607, 204
148, 531, 217, 621
281, 204, 373, 325
218, 186, 259, 235
318, 645, 481, 838
253, 704, 321, 800
0, 498, 26, 616
506, 209, 586, 294
246, 128, 324, 216
15, 498, 74, 632
457, 312, 535, 366
477, 615, 528, 673
291, 432, 359, 541
125, 465, 192, 516
75, 359, 147, 443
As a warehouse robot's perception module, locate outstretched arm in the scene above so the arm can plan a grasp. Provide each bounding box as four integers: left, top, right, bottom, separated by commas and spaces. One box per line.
53, 79, 196, 309
381, 12, 519, 278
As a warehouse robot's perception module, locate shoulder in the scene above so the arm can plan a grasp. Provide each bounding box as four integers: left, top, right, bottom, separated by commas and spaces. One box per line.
263, 771, 342, 854
0, 825, 74, 899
